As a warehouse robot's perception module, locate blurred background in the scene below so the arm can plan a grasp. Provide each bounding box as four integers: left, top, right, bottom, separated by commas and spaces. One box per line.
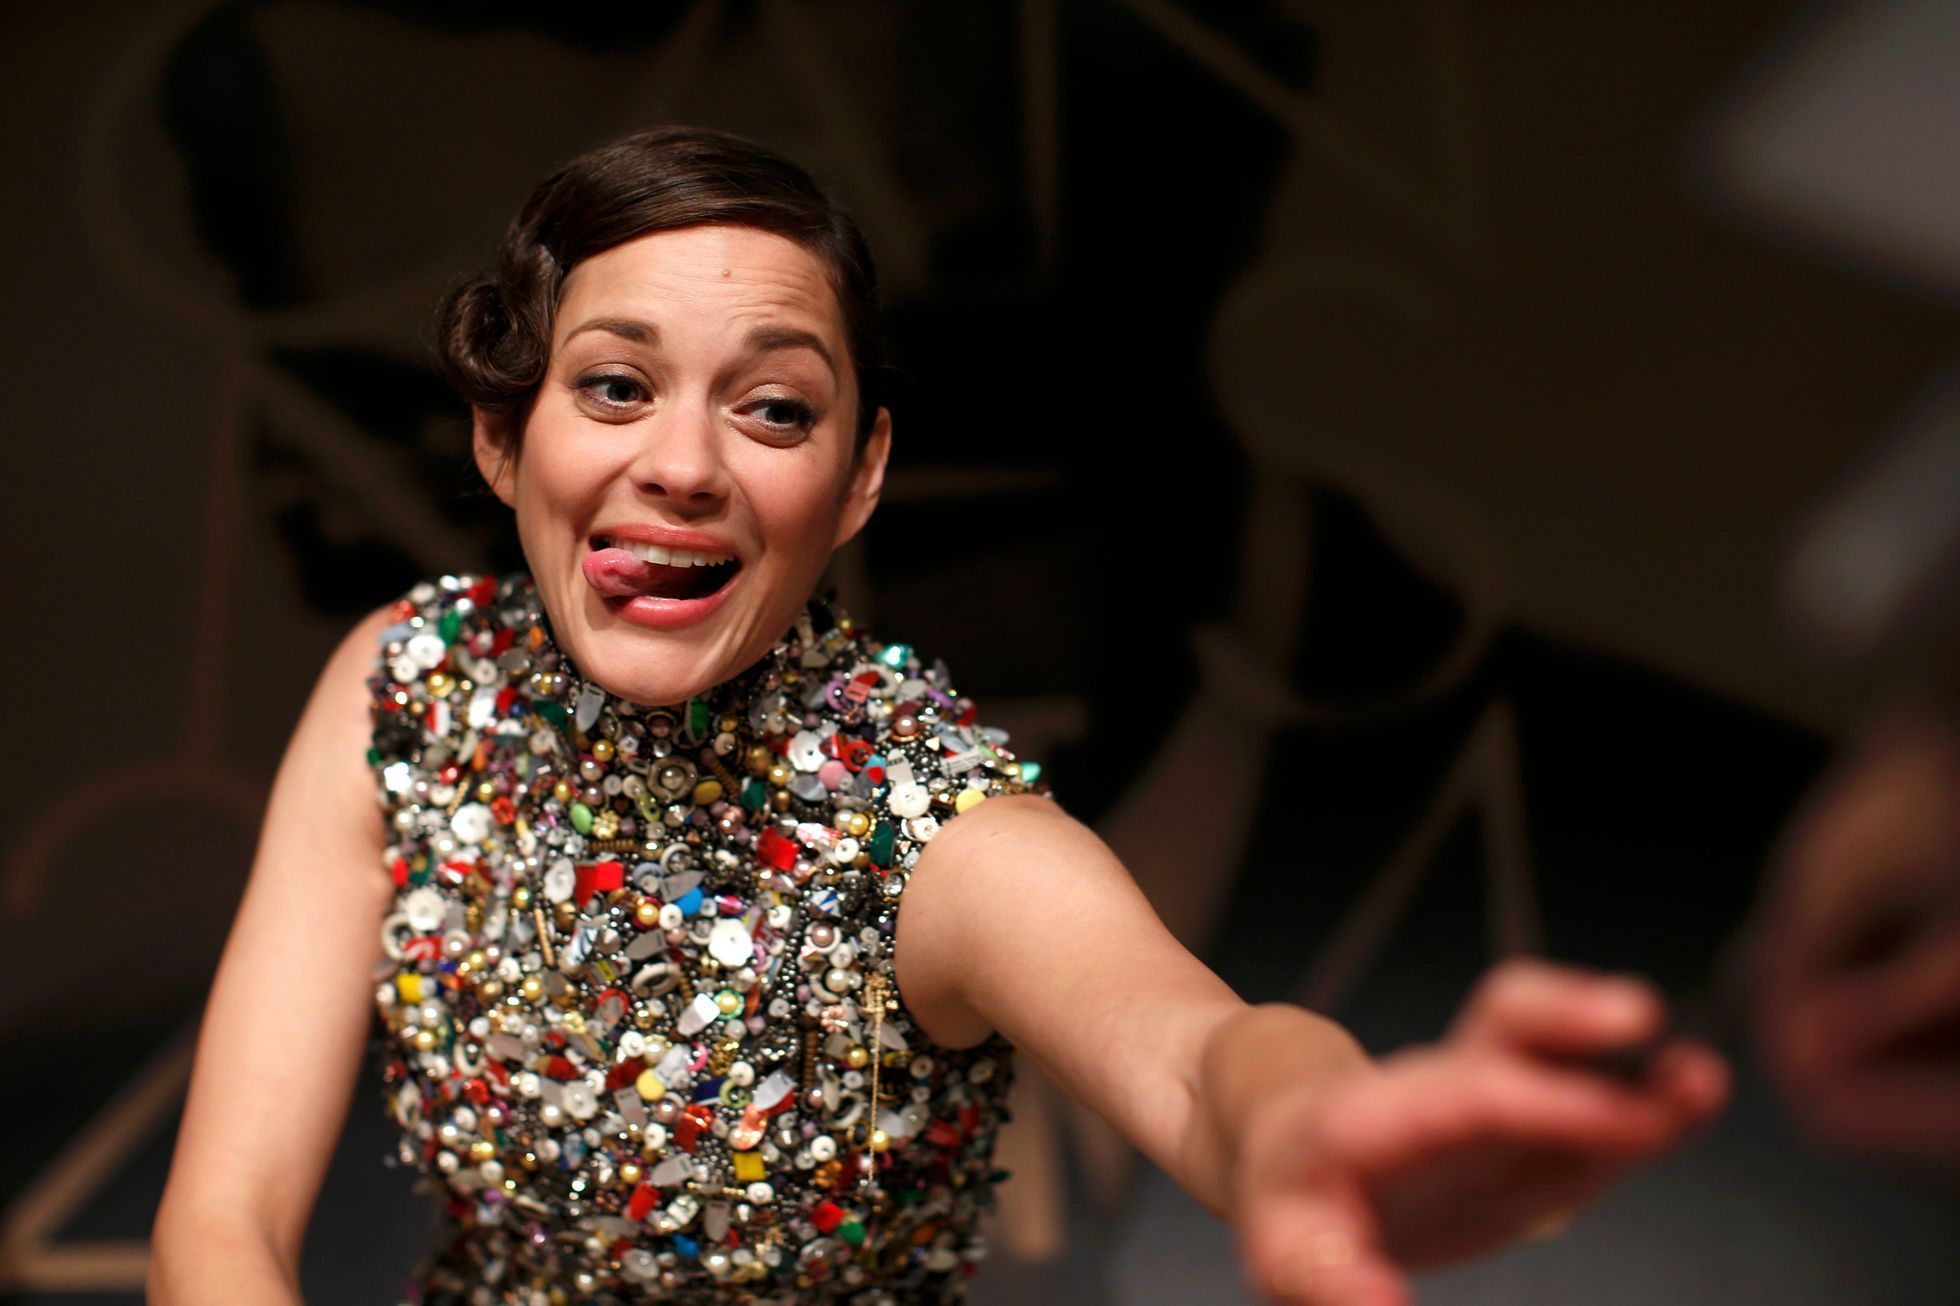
3, 0, 1957, 1302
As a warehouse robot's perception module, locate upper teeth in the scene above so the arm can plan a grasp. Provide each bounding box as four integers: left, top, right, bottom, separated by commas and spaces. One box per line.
610, 540, 734, 568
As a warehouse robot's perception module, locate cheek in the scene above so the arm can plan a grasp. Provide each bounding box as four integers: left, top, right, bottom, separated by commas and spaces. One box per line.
749, 466, 848, 550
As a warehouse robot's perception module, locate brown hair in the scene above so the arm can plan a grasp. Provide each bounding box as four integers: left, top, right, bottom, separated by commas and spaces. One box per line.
434, 125, 884, 453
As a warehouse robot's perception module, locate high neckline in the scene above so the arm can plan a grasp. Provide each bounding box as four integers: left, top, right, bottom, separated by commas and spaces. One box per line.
493, 570, 837, 727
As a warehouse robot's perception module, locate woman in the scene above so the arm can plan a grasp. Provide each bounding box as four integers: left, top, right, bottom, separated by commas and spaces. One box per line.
150, 126, 1728, 1305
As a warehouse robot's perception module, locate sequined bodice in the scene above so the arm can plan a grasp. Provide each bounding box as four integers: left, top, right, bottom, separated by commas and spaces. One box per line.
366, 573, 1049, 1304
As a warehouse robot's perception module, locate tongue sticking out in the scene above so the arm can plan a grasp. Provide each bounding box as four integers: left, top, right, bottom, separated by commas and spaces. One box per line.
584, 547, 738, 601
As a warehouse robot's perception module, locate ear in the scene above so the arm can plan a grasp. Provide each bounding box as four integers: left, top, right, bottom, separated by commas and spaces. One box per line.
472, 407, 518, 507
832, 406, 892, 550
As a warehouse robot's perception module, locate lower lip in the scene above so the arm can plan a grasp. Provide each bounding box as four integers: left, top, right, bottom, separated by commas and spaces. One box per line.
600, 569, 741, 632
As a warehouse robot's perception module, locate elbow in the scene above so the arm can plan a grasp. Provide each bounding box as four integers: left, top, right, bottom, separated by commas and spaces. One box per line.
148, 1191, 301, 1305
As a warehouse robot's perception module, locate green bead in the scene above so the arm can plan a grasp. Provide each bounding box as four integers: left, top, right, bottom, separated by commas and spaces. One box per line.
839, 1218, 866, 1246
570, 802, 594, 834
366, 747, 382, 766
408, 857, 432, 887
877, 643, 911, 669
438, 608, 462, 644
688, 697, 713, 740
868, 821, 895, 867
533, 699, 568, 726
1019, 761, 1042, 784
741, 779, 767, 810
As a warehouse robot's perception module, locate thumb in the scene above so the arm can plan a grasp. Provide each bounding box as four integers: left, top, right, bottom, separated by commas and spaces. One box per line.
1238, 1178, 1410, 1306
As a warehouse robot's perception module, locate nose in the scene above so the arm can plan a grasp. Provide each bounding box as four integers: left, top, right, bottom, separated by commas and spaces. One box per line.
627, 401, 730, 508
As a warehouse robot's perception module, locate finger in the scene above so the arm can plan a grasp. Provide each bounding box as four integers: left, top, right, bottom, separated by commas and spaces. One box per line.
1757, 713, 1960, 975
1329, 1049, 1701, 1175
1239, 1180, 1409, 1306
1451, 959, 1665, 1061
1790, 1063, 1960, 1163
1644, 1038, 1732, 1127
1790, 914, 1960, 1061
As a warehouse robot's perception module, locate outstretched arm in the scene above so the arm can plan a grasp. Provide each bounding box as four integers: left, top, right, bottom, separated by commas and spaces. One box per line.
897, 795, 1727, 1305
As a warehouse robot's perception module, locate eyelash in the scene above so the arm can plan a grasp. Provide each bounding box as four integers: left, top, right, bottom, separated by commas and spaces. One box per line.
572, 373, 817, 436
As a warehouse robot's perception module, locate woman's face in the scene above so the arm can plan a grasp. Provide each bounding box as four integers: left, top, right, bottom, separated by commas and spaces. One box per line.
474, 223, 890, 707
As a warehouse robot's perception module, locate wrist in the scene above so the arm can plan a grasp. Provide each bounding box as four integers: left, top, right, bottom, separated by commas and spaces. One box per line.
1198, 1003, 1373, 1213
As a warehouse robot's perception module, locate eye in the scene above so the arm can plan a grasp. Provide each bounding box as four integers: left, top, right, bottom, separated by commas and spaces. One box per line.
575, 372, 649, 413
746, 395, 817, 437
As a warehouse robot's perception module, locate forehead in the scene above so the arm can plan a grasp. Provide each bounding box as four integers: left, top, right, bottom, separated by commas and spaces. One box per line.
555, 224, 844, 344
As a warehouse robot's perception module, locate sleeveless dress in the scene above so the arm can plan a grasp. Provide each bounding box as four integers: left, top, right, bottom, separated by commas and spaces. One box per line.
365, 572, 1052, 1304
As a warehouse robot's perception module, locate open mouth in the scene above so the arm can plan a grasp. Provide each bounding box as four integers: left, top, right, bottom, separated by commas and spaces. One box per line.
586, 535, 744, 602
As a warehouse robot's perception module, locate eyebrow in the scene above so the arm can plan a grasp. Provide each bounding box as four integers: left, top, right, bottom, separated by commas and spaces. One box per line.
564, 317, 656, 345
560, 318, 836, 372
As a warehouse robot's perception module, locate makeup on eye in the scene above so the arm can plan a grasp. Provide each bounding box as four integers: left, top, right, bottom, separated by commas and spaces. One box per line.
574, 371, 649, 412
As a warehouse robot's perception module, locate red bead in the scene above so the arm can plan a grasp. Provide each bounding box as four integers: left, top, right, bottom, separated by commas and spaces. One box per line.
810, 1200, 844, 1233
755, 828, 798, 871
626, 1182, 657, 1222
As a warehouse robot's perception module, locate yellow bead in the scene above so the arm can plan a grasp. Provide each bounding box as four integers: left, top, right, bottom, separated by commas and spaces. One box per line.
715, 990, 742, 1016
592, 738, 615, 762
636, 1069, 665, 1101
732, 1151, 766, 1182
692, 778, 724, 806
955, 787, 987, 815
396, 972, 423, 1004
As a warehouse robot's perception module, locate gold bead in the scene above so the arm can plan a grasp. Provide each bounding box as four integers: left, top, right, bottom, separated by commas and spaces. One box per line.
469, 1138, 496, 1163
841, 810, 871, 838
771, 791, 791, 812
746, 746, 774, 776
413, 1028, 437, 1051
513, 884, 532, 910
520, 975, 543, 1003
476, 780, 496, 801
466, 949, 487, 971
845, 1045, 869, 1069
692, 778, 724, 805
618, 1161, 642, 1186
766, 762, 791, 788
635, 898, 661, 928
555, 900, 578, 927
427, 671, 454, 698
634, 1006, 657, 1030
868, 1128, 890, 1152
715, 990, 742, 1016
479, 979, 503, 1001
719, 714, 741, 733
592, 738, 615, 762
553, 780, 574, 803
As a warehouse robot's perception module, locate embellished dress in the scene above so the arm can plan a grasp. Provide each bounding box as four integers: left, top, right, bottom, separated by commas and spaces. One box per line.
366, 573, 1052, 1304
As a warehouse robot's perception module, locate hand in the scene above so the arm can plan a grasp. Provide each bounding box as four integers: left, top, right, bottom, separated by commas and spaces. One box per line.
1230, 959, 1729, 1305
1749, 709, 1960, 1168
